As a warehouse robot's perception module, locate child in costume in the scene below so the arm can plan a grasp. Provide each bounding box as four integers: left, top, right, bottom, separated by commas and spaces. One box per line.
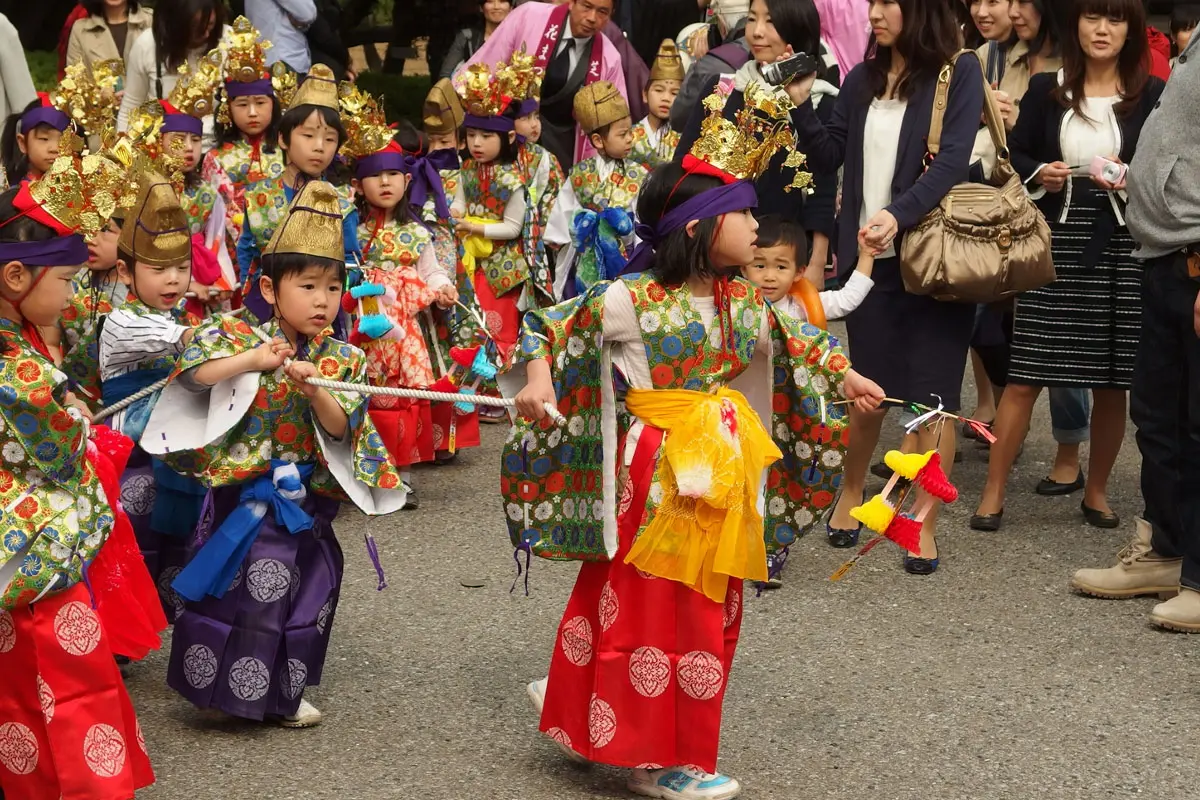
545, 81, 648, 300
142, 180, 407, 729
346, 100, 463, 505
238, 65, 360, 324
202, 16, 286, 239
0, 157, 157, 800
0, 94, 70, 184
100, 172, 206, 622
629, 40, 685, 169
508, 85, 884, 799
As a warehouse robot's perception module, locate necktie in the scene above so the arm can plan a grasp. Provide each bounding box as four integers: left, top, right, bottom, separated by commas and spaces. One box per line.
544, 38, 575, 96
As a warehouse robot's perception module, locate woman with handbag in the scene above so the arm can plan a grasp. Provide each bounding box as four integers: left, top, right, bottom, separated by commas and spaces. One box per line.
971, 0, 1165, 532
785, 0, 984, 574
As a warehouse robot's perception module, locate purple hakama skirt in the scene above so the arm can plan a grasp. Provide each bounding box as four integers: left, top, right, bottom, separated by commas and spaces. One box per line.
121, 447, 191, 625
165, 485, 344, 721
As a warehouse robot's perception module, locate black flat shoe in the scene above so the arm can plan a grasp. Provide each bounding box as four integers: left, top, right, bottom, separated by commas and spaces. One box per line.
903, 554, 940, 575
1035, 470, 1085, 496
403, 489, 419, 510
826, 521, 861, 549
1081, 501, 1119, 529
869, 460, 891, 479
969, 510, 1004, 531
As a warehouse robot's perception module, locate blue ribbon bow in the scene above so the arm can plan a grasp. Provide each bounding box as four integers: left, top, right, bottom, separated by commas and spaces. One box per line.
172, 461, 315, 602
571, 207, 634, 295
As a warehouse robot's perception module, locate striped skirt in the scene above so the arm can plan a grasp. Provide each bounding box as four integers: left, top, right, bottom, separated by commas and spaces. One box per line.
1008, 196, 1143, 389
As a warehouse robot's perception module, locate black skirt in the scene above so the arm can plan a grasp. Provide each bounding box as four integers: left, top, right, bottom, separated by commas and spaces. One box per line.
843, 257, 976, 413
1008, 193, 1143, 389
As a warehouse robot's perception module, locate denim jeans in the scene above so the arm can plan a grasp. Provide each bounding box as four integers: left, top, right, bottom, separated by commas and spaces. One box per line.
1049, 387, 1091, 445
1130, 255, 1200, 590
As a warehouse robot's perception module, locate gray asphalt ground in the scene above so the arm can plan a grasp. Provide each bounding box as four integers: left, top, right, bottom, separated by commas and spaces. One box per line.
130, 368, 1198, 800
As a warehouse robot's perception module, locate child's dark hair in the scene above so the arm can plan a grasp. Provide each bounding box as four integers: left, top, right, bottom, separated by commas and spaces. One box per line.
278, 105, 348, 153
2, 99, 49, 183
465, 103, 521, 164
753, 214, 808, 267
214, 95, 281, 152
635, 162, 733, 286
1172, 16, 1199, 56
393, 119, 425, 154
262, 252, 346, 287
0, 185, 58, 352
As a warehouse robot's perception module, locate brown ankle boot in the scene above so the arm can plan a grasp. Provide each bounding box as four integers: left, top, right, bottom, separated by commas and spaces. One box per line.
1150, 587, 1200, 632
1069, 517, 1181, 599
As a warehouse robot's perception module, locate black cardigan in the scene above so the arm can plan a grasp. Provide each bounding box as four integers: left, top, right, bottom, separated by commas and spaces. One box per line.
1007, 71, 1167, 223
674, 73, 839, 239
791, 58, 985, 282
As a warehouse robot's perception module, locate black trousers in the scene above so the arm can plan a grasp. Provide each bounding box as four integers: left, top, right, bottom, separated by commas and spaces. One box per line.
1130, 253, 1200, 589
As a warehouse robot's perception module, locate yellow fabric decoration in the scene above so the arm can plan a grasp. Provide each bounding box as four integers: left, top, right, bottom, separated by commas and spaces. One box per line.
623, 387, 782, 603
850, 494, 896, 533
884, 449, 935, 479
460, 217, 495, 272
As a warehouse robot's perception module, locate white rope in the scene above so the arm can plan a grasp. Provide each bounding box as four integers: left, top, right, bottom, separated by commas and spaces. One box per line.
91, 377, 170, 423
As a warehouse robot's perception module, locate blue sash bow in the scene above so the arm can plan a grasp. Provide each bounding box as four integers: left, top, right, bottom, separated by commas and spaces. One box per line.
101, 367, 171, 441
172, 461, 315, 602
570, 207, 633, 296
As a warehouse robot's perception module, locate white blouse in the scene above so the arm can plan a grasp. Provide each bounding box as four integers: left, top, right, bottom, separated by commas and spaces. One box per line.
1062, 96, 1119, 177
860, 98, 908, 259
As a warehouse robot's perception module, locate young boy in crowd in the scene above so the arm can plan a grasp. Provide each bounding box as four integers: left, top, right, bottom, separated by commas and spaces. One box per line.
1171, 5, 1198, 67
629, 40, 684, 169
545, 81, 648, 300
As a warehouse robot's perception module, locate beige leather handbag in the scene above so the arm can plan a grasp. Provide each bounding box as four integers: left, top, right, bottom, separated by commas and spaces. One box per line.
900, 50, 1054, 303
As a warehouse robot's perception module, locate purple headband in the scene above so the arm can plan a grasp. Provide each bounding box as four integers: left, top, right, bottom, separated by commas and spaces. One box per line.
226, 78, 275, 99
463, 113, 515, 133
621, 180, 758, 275
355, 150, 407, 180
21, 106, 70, 134
0, 234, 90, 266
517, 98, 539, 117
162, 113, 204, 136
357, 149, 453, 223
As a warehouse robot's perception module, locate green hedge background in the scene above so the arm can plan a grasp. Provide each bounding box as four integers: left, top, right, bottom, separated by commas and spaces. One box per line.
29, 52, 432, 124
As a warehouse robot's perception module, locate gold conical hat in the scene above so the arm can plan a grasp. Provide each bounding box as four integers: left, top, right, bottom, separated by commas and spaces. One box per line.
422, 78, 464, 135
116, 170, 190, 267
649, 39, 685, 83
262, 180, 343, 262
573, 81, 630, 134
289, 64, 339, 111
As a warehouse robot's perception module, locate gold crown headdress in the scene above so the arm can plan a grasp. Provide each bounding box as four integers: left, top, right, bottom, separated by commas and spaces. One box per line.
50, 59, 124, 151
649, 39, 686, 83
271, 62, 299, 111
125, 51, 220, 151
262, 180, 343, 262
455, 62, 511, 118
28, 129, 127, 239
289, 64, 340, 112
116, 169, 192, 266
692, 81, 812, 190
423, 78, 464, 135
216, 16, 275, 125
573, 81, 630, 134
497, 47, 543, 101
338, 83, 394, 160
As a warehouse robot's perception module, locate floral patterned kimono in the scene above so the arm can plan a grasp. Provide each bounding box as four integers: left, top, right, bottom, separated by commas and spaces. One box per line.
356, 213, 479, 462
142, 316, 406, 721
502, 275, 850, 772
545, 156, 649, 300
518, 141, 564, 301
0, 320, 157, 800
59, 271, 132, 407
201, 138, 286, 247
454, 159, 547, 360
629, 117, 681, 170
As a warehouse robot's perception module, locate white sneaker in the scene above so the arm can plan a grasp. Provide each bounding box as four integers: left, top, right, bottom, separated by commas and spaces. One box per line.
527, 677, 547, 716
628, 766, 742, 800
277, 698, 323, 728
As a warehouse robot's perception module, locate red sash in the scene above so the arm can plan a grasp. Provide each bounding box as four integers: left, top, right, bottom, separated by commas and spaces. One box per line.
533, 2, 604, 87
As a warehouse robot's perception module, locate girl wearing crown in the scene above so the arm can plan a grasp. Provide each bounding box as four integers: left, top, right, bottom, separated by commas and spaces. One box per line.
237, 65, 361, 325
451, 62, 551, 380
201, 17, 285, 258
507, 89, 884, 799
143, 180, 407, 729
0, 161, 157, 800
1, 94, 70, 185
345, 106, 471, 504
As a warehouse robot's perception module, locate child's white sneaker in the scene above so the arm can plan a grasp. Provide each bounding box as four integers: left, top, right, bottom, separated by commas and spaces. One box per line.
628, 766, 742, 800
277, 698, 323, 728
527, 677, 547, 715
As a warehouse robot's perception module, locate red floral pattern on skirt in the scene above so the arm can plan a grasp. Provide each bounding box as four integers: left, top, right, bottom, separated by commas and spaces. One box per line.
538, 426, 743, 772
